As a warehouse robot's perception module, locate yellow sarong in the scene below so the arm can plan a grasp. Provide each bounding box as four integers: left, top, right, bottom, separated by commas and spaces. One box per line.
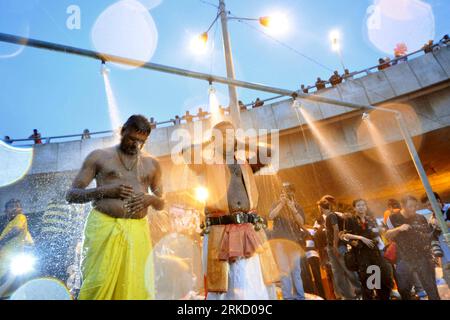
78, 209, 155, 300
0, 214, 33, 275
0, 213, 33, 297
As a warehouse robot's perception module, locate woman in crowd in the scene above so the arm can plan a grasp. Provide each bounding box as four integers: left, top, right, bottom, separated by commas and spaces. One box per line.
340, 199, 393, 300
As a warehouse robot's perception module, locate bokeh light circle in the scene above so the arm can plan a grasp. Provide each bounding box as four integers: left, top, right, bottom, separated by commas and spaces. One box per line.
150, 233, 202, 300
10, 278, 72, 300
138, 0, 163, 10
91, 0, 158, 69
365, 0, 435, 55
0, 141, 33, 188
0, 15, 30, 59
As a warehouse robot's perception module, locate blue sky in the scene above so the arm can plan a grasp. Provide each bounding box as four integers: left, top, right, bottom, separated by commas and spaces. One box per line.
1, 0, 449, 141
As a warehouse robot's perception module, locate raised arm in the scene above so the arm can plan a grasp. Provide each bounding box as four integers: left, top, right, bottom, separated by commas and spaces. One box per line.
66, 150, 133, 204
247, 141, 273, 173
384, 217, 411, 241
268, 200, 284, 220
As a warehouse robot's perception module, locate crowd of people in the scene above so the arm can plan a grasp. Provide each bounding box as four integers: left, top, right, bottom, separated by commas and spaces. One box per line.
300, 34, 450, 94
1, 184, 448, 300
268, 187, 450, 300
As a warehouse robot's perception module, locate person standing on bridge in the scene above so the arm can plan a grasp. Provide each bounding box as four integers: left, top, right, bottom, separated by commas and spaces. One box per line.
66, 115, 165, 300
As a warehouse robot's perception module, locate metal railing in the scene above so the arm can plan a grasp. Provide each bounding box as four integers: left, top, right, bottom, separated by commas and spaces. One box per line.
302, 41, 448, 93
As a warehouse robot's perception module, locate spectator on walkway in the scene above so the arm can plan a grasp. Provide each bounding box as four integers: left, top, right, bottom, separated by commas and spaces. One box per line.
149, 117, 157, 129
301, 84, 309, 94
439, 34, 449, 47
238, 100, 247, 111
423, 40, 434, 54
29, 129, 42, 144
393, 43, 408, 65
378, 58, 390, 70
81, 129, 91, 140
385, 195, 441, 300
318, 195, 360, 299
253, 98, 264, 108
3, 136, 12, 145
182, 111, 194, 123
196, 108, 208, 120
342, 69, 354, 81
172, 115, 181, 126
315, 78, 326, 91
329, 71, 343, 87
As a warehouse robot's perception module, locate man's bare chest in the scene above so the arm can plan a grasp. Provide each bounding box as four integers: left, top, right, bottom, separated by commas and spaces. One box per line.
96, 157, 151, 185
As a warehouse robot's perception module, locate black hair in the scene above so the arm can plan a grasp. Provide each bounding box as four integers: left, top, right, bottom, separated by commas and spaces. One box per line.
421, 192, 441, 204
5, 199, 21, 209
121, 115, 152, 136
352, 198, 367, 208
387, 198, 401, 209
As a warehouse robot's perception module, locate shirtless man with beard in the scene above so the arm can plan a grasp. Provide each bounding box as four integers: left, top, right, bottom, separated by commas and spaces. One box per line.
66, 115, 165, 300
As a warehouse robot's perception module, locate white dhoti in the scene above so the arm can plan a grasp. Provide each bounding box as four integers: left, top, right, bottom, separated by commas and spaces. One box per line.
202, 234, 277, 300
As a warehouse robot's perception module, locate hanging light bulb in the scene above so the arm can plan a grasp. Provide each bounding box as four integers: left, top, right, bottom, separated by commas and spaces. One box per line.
362, 112, 370, 121
208, 81, 216, 95
100, 60, 110, 75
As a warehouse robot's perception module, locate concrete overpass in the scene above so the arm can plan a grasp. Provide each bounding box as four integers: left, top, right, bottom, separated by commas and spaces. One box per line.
1, 46, 450, 221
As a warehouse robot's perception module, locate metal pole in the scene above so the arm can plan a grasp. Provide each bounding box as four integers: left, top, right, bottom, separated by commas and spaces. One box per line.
394, 113, 450, 244
218, 0, 241, 127
337, 48, 346, 73
0, 32, 297, 98
362, 104, 449, 244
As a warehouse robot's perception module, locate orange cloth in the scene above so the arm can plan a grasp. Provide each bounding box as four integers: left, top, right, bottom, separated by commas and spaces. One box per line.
218, 223, 265, 261
383, 208, 401, 224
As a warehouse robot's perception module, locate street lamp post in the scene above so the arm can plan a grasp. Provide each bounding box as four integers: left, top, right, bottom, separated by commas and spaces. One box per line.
330, 30, 346, 72
196, 1, 287, 127
218, 0, 241, 127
